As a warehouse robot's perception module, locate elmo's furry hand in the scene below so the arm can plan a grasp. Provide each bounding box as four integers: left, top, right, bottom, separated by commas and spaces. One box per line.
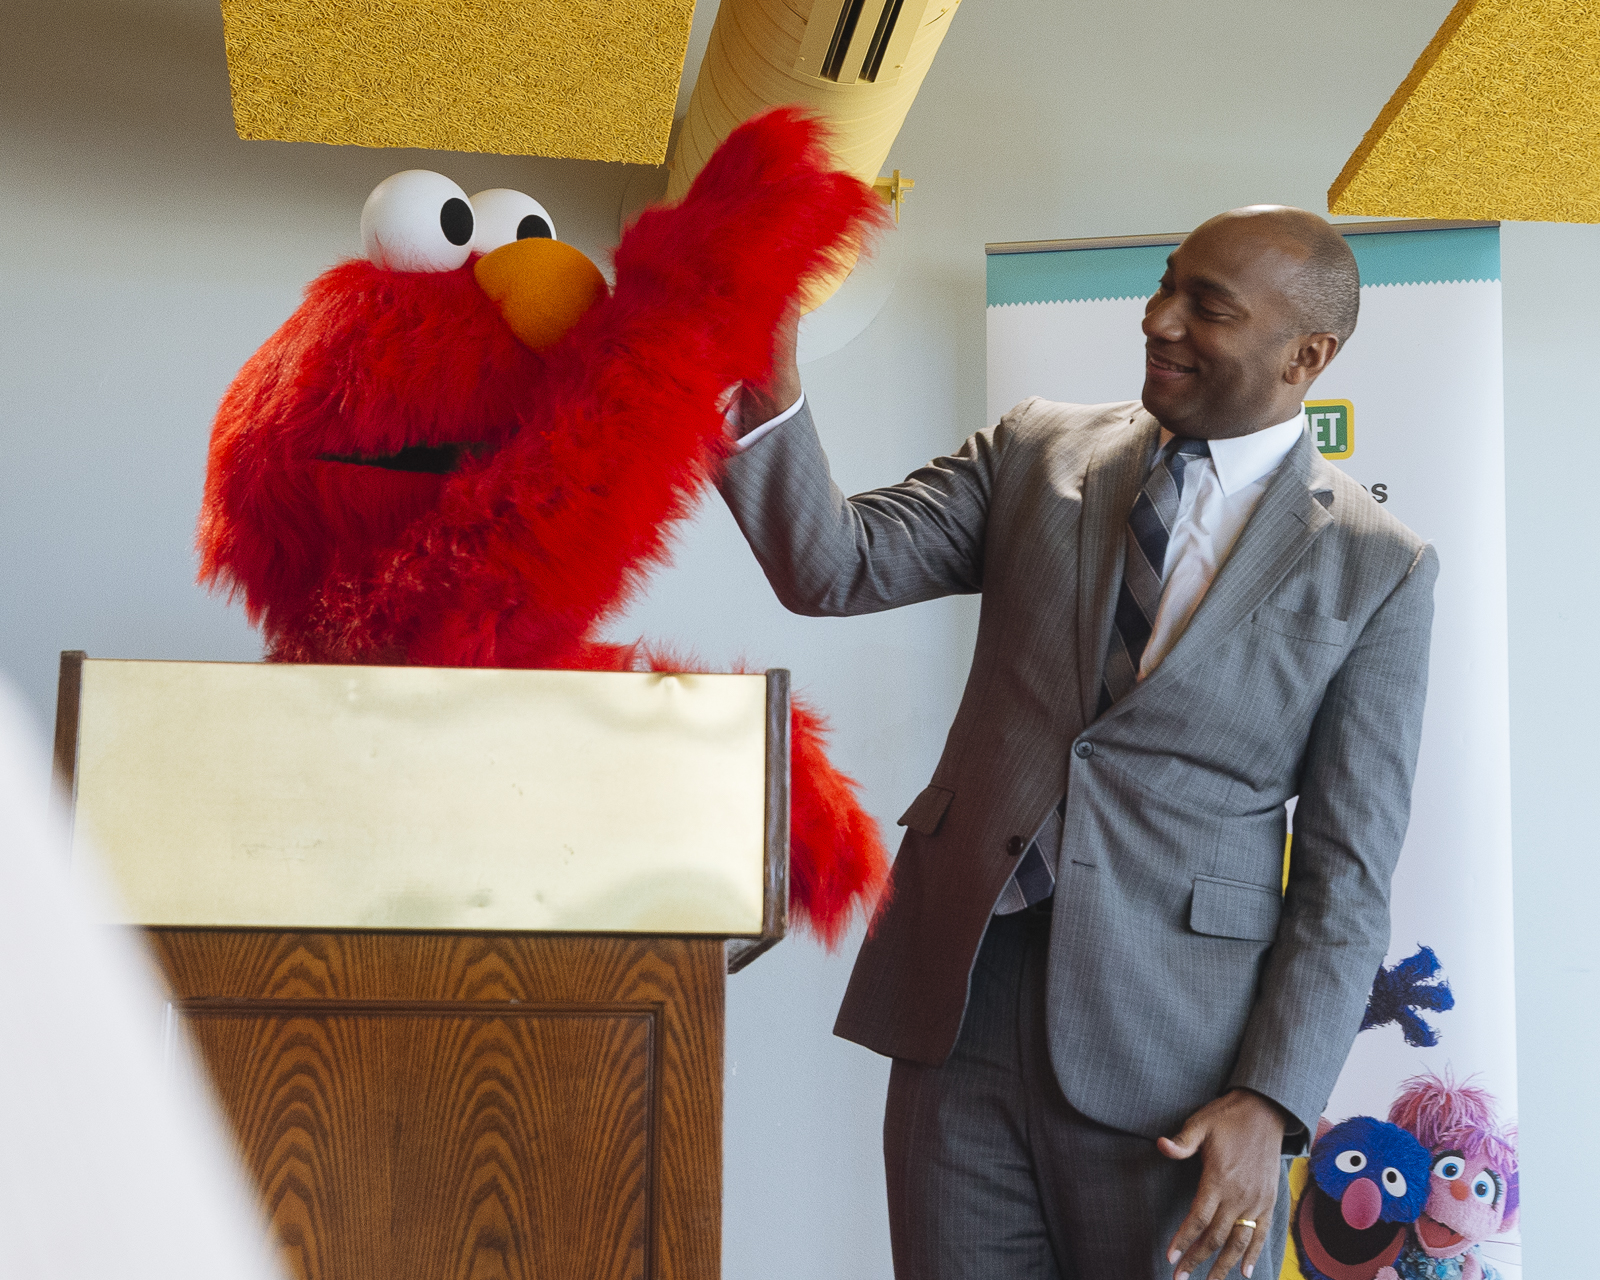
197, 109, 891, 945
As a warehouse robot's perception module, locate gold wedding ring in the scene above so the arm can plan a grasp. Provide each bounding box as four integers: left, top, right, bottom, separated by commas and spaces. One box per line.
1235, 1219, 1257, 1230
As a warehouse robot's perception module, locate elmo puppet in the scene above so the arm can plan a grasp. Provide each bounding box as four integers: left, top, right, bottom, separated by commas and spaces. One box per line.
197, 109, 891, 945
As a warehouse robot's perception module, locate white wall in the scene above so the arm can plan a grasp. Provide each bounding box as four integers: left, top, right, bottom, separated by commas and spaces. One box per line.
2, 1, 1593, 1276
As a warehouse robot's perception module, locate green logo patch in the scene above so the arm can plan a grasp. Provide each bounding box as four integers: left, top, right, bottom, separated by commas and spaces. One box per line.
1305, 400, 1353, 459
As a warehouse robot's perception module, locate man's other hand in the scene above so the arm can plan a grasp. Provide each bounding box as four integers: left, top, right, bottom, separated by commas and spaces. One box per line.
733, 306, 802, 434
1158, 1088, 1286, 1280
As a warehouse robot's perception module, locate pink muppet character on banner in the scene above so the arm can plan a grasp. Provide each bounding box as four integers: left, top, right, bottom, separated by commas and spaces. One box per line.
1386, 1073, 1519, 1280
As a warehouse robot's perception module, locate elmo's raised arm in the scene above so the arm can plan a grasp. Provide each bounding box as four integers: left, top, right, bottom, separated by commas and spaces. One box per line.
313, 110, 886, 668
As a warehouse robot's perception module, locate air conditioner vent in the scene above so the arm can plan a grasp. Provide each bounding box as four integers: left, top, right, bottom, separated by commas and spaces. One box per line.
816, 0, 905, 83
820, 0, 869, 81
858, 0, 906, 83
797, 0, 930, 85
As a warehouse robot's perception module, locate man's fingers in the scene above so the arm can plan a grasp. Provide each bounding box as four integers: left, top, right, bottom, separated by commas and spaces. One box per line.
1173, 1204, 1273, 1280
774, 302, 801, 350
1172, 1201, 1241, 1280
769, 304, 802, 380
1239, 1212, 1272, 1279
1202, 1227, 1248, 1280
1199, 1214, 1266, 1280
1164, 1193, 1219, 1270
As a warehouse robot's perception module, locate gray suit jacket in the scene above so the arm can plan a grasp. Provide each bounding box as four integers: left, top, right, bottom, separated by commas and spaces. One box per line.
717, 396, 1437, 1141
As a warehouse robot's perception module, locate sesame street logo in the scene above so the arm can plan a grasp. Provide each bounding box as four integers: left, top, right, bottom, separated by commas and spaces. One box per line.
1305, 399, 1354, 460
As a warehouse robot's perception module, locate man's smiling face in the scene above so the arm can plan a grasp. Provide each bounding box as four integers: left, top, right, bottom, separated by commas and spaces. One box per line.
1140, 213, 1325, 439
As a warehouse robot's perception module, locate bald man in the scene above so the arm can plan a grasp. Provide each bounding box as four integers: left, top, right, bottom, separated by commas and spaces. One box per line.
720, 207, 1437, 1280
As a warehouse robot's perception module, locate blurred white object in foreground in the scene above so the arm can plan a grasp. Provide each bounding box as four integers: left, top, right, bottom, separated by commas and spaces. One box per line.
0, 674, 283, 1280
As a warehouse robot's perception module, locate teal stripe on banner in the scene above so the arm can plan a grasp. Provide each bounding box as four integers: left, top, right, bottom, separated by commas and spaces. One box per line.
1348, 227, 1499, 288
987, 244, 1170, 308
986, 226, 1499, 308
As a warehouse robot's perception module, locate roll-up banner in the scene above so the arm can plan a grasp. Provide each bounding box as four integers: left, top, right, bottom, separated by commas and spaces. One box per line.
987, 223, 1519, 1279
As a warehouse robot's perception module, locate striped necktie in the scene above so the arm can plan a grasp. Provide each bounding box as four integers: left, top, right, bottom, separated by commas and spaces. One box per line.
1096, 435, 1211, 714
1006, 436, 1211, 911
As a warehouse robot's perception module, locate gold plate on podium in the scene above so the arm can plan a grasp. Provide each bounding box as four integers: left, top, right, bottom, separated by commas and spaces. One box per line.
61, 659, 780, 935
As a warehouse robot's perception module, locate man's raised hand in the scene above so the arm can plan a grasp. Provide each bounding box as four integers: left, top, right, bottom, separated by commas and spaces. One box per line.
733, 305, 802, 434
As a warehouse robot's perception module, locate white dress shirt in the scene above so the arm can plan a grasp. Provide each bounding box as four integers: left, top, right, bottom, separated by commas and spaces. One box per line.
1139, 412, 1306, 678
729, 391, 807, 450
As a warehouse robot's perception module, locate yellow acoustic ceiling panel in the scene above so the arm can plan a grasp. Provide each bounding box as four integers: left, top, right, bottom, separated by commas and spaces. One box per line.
220, 0, 697, 164
1329, 0, 1600, 222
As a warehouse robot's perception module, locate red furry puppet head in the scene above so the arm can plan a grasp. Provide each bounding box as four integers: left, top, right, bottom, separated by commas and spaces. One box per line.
197, 109, 891, 945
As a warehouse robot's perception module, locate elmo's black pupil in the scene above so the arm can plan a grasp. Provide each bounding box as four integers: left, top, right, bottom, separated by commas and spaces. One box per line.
517, 214, 553, 240
440, 198, 474, 246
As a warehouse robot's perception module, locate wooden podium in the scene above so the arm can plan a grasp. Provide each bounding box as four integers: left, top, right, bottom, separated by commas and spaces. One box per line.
54, 654, 788, 1280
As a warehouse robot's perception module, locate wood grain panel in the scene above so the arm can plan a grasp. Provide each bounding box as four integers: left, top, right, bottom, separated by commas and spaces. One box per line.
153, 934, 722, 1280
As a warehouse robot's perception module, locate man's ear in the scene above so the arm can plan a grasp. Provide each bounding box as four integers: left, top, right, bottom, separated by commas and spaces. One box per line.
1284, 333, 1339, 387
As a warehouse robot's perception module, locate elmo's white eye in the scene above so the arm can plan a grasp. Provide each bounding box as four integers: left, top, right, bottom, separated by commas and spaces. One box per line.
1381, 1167, 1408, 1197
361, 170, 475, 272
1334, 1150, 1367, 1173
1433, 1155, 1465, 1181
469, 189, 556, 254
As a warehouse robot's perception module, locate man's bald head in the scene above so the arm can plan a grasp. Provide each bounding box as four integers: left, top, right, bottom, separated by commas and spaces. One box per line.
1194, 206, 1361, 346
1141, 205, 1357, 437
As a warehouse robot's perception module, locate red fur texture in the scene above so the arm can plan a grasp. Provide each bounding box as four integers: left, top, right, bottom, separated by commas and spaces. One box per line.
197, 109, 892, 946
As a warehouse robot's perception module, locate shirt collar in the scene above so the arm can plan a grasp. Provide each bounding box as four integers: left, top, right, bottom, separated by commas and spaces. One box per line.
1159, 411, 1305, 497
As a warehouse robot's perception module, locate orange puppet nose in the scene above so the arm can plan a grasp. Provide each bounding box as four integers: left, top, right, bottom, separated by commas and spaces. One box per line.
474, 238, 607, 351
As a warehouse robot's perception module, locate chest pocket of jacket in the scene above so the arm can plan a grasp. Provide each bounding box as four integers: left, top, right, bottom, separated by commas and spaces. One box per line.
1250, 604, 1349, 646
1189, 875, 1281, 942
898, 785, 954, 836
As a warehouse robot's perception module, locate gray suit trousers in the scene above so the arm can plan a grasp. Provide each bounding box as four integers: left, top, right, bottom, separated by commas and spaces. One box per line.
885, 906, 1290, 1280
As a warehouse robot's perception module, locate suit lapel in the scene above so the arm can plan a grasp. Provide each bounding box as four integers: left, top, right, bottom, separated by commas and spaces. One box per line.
1075, 411, 1162, 722
1102, 430, 1334, 719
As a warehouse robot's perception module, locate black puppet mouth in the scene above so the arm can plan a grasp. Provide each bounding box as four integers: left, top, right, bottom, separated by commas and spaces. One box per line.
1306, 1183, 1406, 1266
316, 442, 484, 474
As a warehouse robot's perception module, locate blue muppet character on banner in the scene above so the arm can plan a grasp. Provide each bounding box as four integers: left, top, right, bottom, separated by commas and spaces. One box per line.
1292, 1115, 1431, 1280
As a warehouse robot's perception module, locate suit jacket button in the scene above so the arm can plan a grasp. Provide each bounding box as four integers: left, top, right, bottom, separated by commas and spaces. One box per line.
1006, 835, 1025, 857
1074, 741, 1095, 759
